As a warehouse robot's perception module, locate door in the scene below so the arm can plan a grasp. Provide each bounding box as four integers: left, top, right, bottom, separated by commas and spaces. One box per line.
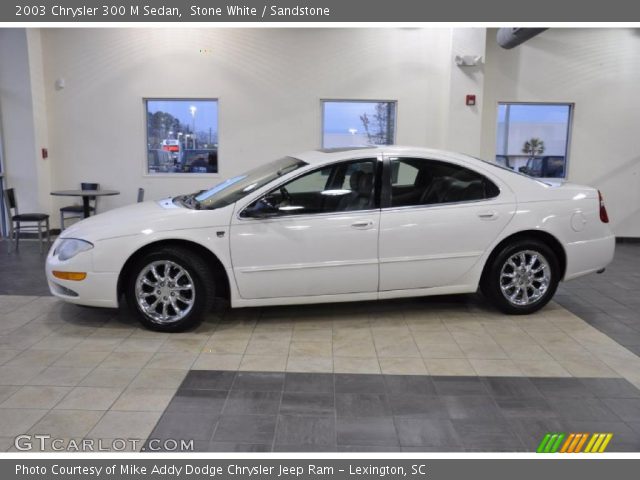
379, 156, 515, 291
230, 158, 381, 299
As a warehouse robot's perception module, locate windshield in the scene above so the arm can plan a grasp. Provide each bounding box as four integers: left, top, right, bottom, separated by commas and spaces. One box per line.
179, 156, 307, 210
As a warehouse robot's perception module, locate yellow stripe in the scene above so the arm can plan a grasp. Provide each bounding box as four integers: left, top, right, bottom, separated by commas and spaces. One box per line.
560, 434, 575, 453
591, 433, 606, 452
574, 433, 589, 453
584, 433, 598, 453
598, 433, 613, 453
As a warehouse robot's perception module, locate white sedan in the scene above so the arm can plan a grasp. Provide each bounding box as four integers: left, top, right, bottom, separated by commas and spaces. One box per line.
46, 146, 615, 331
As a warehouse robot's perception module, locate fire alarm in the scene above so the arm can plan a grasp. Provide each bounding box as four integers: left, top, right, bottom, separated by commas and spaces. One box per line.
466, 95, 476, 106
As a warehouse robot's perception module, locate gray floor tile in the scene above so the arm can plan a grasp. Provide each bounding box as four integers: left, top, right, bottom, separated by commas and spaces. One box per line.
206, 442, 271, 452
335, 393, 391, 418
532, 377, 595, 398
336, 417, 398, 446
579, 378, 640, 399
284, 373, 334, 393
452, 419, 523, 450
335, 373, 386, 393
441, 395, 503, 420
231, 372, 284, 392
550, 397, 621, 421
151, 411, 219, 441
223, 390, 281, 415
508, 417, 566, 451
166, 389, 227, 414
388, 394, 448, 418
600, 398, 640, 422
394, 417, 461, 448
494, 396, 557, 419
482, 377, 542, 398
180, 370, 235, 390
275, 414, 335, 447
432, 376, 489, 396
383, 375, 436, 395
280, 392, 334, 415
213, 415, 277, 444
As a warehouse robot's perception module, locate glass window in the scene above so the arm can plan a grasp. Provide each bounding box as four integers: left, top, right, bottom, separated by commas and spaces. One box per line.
495, 103, 572, 178
389, 158, 499, 208
243, 159, 377, 217
322, 100, 396, 148
146, 99, 218, 174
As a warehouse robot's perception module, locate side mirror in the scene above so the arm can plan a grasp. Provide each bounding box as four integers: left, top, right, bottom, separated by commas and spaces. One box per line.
518, 166, 527, 173
241, 199, 279, 219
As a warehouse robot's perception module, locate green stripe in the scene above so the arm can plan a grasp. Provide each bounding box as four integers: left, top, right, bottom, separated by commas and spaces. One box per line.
536, 433, 551, 453
537, 433, 552, 453
550, 433, 566, 453
544, 434, 559, 453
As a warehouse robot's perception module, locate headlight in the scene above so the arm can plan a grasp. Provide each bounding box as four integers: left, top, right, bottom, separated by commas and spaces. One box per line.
54, 238, 94, 261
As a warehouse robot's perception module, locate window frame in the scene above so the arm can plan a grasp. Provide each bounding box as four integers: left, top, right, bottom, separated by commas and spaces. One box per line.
380, 156, 502, 210
320, 99, 398, 149
496, 101, 574, 179
143, 97, 221, 178
239, 156, 383, 220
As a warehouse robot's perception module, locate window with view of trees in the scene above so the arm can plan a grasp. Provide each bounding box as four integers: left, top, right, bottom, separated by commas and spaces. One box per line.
145, 99, 219, 174
495, 103, 572, 179
322, 100, 396, 149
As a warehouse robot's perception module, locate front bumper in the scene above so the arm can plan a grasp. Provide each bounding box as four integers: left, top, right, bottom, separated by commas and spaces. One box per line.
46, 245, 120, 308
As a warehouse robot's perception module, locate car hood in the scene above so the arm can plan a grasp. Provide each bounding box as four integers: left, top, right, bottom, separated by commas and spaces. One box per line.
60, 199, 234, 243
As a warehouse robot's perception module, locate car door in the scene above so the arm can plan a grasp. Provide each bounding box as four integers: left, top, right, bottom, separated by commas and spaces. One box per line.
230, 157, 381, 299
379, 156, 516, 291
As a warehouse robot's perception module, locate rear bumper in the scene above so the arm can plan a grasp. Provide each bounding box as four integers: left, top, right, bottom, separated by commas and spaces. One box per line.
564, 234, 615, 281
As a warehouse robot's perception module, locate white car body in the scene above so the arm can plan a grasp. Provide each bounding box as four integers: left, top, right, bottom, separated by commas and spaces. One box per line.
46, 146, 615, 311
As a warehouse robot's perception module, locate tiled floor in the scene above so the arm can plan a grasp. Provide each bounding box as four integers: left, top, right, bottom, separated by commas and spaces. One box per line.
145, 370, 640, 452
1, 240, 640, 452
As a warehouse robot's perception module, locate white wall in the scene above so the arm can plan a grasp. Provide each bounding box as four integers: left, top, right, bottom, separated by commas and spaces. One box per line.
40, 28, 453, 223
0, 29, 48, 216
482, 28, 640, 237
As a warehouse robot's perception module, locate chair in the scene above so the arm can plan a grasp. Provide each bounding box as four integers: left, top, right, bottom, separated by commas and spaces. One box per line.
3, 188, 50, 253
60, 182, 99, 230
137, 188, 145, 203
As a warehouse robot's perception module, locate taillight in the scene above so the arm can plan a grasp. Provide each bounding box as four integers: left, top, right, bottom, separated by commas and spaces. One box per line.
598, 190, 609, 223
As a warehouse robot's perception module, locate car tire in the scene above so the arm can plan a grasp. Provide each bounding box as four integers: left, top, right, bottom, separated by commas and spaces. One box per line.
125, 246, 215, 332
481, 239, 560, 315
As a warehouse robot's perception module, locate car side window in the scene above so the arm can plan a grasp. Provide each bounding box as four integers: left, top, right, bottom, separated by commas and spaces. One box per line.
389, 157, 499, 208
242, 159, 377, 217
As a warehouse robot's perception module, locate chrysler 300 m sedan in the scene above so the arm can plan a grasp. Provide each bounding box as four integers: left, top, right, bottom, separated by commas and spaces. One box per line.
46, 147, 615, 331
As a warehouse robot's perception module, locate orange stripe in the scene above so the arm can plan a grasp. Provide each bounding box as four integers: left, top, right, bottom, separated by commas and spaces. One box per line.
568, 433, 582, 453
560, 434, 575, 453
574, 433, 589, 453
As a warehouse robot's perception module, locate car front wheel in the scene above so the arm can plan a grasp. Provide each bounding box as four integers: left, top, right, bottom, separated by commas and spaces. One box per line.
125, 246, 215, 331
481, 239, 560, 315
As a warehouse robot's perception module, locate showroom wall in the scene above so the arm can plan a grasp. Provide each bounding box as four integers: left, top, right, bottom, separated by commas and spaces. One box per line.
0, 29, 50, 215
38, 28, 454, 220
481, 28, 640, 237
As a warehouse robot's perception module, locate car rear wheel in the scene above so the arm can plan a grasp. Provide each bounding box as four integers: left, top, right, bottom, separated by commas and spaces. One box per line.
126, 246, 215, 332
481, 239, 560, 315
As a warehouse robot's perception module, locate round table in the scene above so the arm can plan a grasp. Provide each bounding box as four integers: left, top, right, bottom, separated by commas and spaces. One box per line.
50, 189, 120, 218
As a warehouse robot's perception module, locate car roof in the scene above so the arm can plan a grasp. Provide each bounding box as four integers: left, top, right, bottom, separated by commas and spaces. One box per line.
292, 145, 479, 166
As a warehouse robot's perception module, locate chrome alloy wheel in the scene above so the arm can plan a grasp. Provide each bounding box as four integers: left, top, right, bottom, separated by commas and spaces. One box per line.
135, 260, 195, 324
499, 250, 551, 306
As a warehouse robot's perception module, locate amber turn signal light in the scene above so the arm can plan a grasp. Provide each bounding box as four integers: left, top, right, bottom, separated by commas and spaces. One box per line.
52, 271, 87, 281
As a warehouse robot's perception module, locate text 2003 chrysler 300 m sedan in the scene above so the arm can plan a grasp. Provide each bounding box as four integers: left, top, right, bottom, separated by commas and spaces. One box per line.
46, 146, 615, 331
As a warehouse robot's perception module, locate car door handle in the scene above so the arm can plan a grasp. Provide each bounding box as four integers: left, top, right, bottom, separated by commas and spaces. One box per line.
351, 220, 374, 230
477, 211, 498, 220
